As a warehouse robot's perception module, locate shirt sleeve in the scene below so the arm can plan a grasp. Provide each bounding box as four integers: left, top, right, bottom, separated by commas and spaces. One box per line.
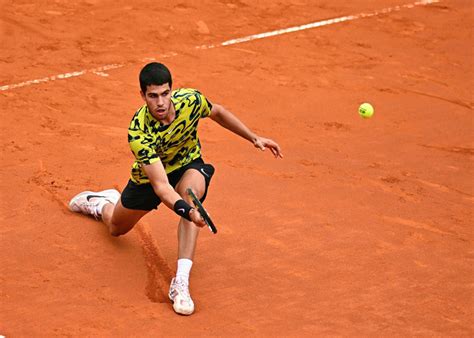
128, 127, 160, 166
196, 90, 213, 118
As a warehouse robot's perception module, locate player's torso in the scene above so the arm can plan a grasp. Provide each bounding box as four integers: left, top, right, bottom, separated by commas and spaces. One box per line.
133, 88, 205, 172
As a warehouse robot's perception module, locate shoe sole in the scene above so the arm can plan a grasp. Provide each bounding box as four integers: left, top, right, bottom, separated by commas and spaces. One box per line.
169, 287, 194, 315
172, 303, 194, 315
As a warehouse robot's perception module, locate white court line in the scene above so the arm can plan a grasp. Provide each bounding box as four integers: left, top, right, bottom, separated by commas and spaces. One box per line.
0, 0, 440, 92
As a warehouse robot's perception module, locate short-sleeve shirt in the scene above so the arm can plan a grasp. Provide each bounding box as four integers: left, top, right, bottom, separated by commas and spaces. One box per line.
128, 88, 212, 184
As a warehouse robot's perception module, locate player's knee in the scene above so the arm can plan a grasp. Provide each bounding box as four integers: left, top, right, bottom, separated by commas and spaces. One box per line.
110, 229, 123, 237
109, 223, 131, 237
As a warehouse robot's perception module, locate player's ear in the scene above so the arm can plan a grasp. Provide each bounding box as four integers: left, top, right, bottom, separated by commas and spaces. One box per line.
140, 90, 146, 101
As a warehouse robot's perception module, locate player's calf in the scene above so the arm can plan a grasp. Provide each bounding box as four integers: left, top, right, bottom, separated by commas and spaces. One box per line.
103, 200, 149, 236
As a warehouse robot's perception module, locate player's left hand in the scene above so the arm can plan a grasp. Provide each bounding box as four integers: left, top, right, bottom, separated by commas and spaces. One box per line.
254, 136, 283, 158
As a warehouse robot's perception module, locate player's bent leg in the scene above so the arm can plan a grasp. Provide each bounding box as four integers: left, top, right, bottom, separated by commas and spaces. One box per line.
69, 189, 148, 237
103, 199, 149, 237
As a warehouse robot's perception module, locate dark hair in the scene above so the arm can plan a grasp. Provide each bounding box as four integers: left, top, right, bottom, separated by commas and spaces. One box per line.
139, 62, 172, 93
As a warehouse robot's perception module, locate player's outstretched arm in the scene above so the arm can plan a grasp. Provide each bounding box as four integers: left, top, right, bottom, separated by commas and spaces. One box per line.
144, 161, 206, 227
209, 103, 283, 158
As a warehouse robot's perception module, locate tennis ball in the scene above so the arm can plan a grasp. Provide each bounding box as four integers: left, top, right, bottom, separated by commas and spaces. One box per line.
359, 103, 374, 119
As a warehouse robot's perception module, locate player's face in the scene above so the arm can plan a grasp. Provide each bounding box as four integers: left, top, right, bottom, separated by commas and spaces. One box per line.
141, 83, 173, 122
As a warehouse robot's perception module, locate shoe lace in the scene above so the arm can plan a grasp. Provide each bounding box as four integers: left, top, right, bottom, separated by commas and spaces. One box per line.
80, 201, 101, 220
173, 278, 191, 299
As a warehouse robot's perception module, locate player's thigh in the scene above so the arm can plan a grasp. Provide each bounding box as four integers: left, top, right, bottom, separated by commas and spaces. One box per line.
175, 169, 206, 201
110, 198, 149, 230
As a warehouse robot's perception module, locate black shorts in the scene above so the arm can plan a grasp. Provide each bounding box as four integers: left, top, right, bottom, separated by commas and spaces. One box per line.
121, 158, 215, 211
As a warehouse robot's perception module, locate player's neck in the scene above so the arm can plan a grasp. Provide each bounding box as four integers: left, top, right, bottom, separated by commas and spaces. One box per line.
159, 102, 176, 126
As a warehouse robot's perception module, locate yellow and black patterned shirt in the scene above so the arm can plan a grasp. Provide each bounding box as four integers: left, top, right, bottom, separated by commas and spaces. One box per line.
128, 88, 212, 184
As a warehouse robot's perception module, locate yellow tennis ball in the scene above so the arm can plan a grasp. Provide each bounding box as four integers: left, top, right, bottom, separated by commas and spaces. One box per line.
359, 103, 374, 119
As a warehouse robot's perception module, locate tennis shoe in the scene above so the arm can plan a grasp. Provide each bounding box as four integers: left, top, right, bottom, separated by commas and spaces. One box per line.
69, 189, 120, 219
168, 277, 195, 315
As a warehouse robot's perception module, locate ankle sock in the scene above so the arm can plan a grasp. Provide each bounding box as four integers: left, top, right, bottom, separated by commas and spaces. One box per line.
96, 197, 116, 217
176, 258, 193, 283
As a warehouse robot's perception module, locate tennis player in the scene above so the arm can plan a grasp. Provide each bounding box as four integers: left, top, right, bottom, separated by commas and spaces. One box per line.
69, 62, 283, 315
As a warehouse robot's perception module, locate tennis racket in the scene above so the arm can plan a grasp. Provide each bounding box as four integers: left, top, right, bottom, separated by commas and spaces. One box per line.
186, 188, 217, 234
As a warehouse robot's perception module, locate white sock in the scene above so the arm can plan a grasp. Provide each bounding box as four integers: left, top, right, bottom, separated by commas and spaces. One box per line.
176, 258, 193, 284
96, 198, 108, 216
96, 197, 115, 216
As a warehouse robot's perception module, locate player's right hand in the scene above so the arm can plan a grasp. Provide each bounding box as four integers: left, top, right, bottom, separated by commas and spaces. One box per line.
189, 208, 206, 227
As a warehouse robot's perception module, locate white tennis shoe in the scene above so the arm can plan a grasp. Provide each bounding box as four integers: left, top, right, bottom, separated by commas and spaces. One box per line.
168, 277, 195, 315
69, 189, 120, 219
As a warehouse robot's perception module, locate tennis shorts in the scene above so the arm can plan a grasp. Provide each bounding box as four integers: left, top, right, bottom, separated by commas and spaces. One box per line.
121, 158, 215, 211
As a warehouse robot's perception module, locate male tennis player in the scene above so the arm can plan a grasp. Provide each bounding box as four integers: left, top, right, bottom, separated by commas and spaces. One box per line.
69, 62, 282, 315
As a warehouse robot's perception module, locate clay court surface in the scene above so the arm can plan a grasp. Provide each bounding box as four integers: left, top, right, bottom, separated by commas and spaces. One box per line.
1, 0, 473, 336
